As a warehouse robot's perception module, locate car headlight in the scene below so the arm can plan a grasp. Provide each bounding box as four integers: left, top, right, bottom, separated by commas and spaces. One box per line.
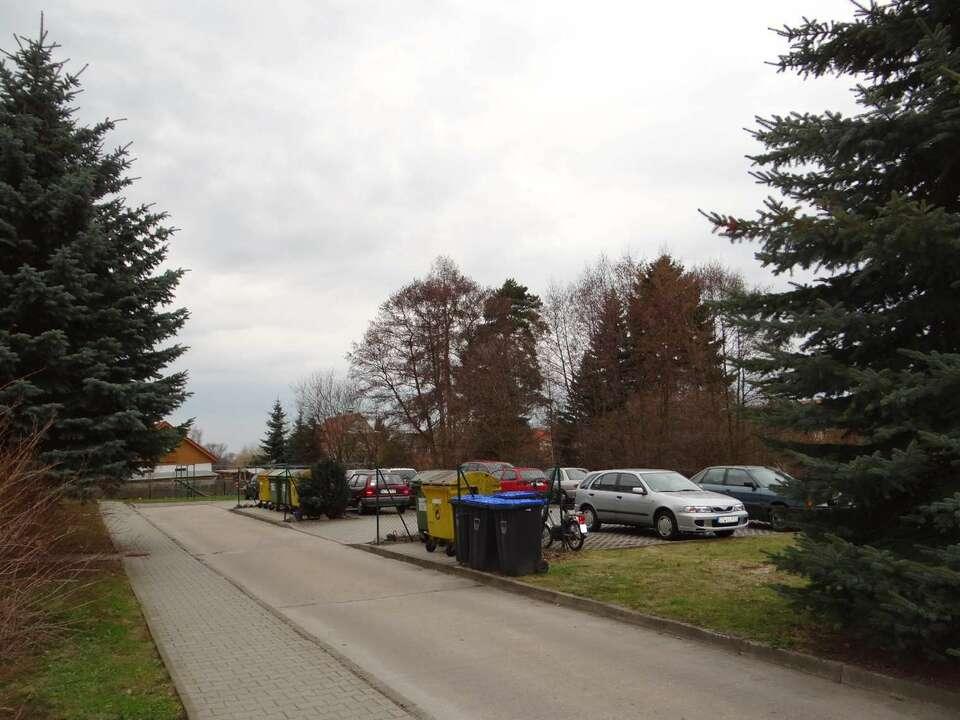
733, 504, 745, 512
681, 506, 714, 513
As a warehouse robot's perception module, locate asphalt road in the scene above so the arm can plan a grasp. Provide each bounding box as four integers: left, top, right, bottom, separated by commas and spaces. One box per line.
134, 502, 951, 720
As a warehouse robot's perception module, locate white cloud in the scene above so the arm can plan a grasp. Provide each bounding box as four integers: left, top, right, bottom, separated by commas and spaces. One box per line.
1, 0, 859, 448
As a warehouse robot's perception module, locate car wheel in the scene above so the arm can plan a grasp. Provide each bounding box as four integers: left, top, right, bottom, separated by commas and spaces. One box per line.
770, 506, 788, 531
654, 510, 679, 540
582, 505, 601, 532
715, 530, 735, 538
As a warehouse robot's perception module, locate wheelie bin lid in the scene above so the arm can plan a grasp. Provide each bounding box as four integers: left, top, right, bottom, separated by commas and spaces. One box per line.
450, 495, 545, 509
414, 469, 459, 485
493, 490, 545, 500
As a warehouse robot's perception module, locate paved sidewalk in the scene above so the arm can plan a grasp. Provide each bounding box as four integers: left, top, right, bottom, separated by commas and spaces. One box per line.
102, 502, 415, 720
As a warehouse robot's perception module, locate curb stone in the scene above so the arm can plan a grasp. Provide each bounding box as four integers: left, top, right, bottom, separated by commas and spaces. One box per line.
354, 542, 960, 713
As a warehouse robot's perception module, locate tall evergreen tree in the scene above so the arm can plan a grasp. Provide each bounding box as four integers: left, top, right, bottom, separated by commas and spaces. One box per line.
287, 407, 320, 464
260, 399, 288, 464
567, 291, 630, 421
457, 279, 547, 460
0, 27, 188, 491
705, 1, 960, 659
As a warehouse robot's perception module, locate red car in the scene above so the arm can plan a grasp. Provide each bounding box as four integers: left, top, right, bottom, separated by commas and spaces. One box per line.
347, 470, 411, 514
497, 467, 550, 494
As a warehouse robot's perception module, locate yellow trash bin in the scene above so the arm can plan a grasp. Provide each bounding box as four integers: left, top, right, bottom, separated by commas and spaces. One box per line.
257, 472, 271, 506
422, 470, 499, 555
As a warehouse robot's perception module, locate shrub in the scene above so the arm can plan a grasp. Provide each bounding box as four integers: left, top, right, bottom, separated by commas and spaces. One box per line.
298, 460, 350, 519
0, 420, 88, 664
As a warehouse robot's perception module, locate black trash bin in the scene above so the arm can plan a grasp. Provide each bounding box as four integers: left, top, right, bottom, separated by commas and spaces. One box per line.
451, 498, 472, 563
494, 500, 546, 576
468, 502, 499, 571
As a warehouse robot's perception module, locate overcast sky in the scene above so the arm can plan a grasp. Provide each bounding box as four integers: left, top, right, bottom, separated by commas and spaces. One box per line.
2, 1, 858, 451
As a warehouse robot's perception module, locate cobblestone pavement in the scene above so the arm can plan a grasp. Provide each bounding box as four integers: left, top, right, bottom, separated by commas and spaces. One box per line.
231, 502, 775, 551
102, 502, 415, 720
582, 521, 774, 550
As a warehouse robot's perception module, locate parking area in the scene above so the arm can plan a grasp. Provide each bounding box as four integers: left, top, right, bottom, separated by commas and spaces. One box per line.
228, 501, 775, 550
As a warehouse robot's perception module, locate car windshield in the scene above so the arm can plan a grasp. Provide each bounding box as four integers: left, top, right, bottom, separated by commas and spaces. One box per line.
642, 472, 700, 492
519, 469, 546, 480
751, 467, 793, 487
566, 468, 588, 482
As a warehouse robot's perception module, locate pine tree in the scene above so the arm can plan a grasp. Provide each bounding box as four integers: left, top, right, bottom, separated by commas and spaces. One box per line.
260, 399, 288, 464
705, 1, 960, 659
287, 408, 320, 464
457, 279, 547, 460
559, 291, 630, 465
626, 255, 724, 464
0, 27, 188, 491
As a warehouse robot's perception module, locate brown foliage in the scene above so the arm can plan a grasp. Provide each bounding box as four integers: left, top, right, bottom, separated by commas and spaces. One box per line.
0, 422, 94, 666
349, 257, 485, 466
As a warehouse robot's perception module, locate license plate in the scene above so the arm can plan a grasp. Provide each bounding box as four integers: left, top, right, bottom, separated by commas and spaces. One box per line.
718, 515, 738, 524
380, 489, 396, 494
579, 522, 588, 535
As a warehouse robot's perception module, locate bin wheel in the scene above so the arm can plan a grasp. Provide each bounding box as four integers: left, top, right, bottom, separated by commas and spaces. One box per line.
292, 509, 303, 521
444, 543, 457, 557
536, 559, 550, 574
425, 537, 437, 553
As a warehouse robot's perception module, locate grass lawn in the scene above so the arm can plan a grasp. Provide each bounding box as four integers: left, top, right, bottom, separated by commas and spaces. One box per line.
0, 502, 184, 720
126, 493, 238, 504
524, 534, 812, 649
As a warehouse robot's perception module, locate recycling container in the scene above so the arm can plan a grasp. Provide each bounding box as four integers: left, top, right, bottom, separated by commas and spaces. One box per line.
453, 495, 545, 573
494, 490, 544, 500
269, 477, 281, 507
468, 502, 498, 571
495, 501, 547, 576
411, 478, 428, 538
257, 473, 271, 506
421, 470, 501, 549
450, 499, 472, 563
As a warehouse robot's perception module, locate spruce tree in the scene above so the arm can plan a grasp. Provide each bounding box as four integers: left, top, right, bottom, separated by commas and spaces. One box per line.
457, 279, 547, 459
705, 1, 960, 659
260, 399, 288, 464
0, 27, 188, 491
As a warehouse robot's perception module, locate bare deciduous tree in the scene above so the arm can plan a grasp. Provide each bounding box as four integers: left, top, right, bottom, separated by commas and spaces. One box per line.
348, 257, 485, 466
293, 369, 366, 465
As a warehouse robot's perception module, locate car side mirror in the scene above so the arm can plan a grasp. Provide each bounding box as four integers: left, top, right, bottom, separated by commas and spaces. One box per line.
631, 487, 646, 495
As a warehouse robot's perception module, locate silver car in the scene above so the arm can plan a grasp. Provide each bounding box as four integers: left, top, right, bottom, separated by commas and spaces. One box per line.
544, 467, 591, 495
574, 468, 748, 539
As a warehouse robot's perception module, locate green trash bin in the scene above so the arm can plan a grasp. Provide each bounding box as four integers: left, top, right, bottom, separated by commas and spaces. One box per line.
269, 477, 280, 507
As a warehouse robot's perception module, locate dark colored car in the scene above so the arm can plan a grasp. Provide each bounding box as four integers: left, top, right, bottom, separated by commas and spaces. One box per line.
497, 467, 550, 494
347, 470, 411, 514
690, 465, 804, 530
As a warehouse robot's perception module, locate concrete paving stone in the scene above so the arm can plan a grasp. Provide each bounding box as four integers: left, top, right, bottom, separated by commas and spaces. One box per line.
101, 502, 415, 720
